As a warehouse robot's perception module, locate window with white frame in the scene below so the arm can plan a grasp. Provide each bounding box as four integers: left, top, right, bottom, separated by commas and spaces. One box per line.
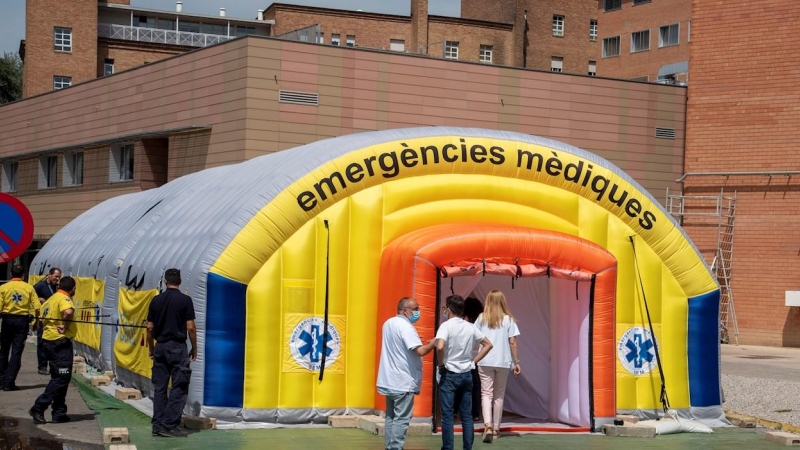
390, 39, 405, 52
602, 36, 620, 58
110, 143, 134, 182
54, 27, 72, 52
39, 155, 58, 189
346, 35, 355, 47
659, 24, 679, 47
53, 76, 71, 90
604, 0, 621, 12
444, 41, 459, 60
331, 34, 341, 46
631, 29, 650, 52
588, 60, 596, 77
479, 45, 493, 64
553, 15, 564, 37
1, 161, 18, 192
104, 58, 114, 76
63, 151, 84, 186
590, 20, 598, 41
551, 56, 563, 73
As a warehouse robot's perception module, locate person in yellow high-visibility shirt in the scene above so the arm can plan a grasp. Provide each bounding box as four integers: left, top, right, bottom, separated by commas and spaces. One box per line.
0, 264, 40, 391
29, 276, 77, 424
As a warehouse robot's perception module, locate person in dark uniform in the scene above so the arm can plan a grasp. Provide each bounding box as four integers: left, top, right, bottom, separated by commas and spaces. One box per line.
29, 276, 76, 424
0, 264, 41, 390
33, 268, 61, 375
462, 296, 485, 421
146, 268, 197, 438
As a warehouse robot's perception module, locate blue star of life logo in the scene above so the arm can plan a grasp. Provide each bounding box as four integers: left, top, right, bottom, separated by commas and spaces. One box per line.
618, 326, 658, 376
289, 317, 340, 371
11, 292, 23, 304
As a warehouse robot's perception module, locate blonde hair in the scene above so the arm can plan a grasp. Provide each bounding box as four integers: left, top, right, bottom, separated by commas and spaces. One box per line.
479, 290, 515, 329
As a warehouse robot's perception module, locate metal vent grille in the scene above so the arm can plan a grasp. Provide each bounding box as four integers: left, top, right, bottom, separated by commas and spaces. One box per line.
279, 90, 319, 106
655, 127, 676, 139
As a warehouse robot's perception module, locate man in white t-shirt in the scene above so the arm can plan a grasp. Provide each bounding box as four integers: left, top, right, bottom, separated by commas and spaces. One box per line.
377, 297, 435, 450
435, 295, 493, 450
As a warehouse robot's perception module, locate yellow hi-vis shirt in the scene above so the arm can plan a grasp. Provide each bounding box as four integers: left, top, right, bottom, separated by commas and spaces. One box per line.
0, 278, 40, 318
41, 290, 77, 341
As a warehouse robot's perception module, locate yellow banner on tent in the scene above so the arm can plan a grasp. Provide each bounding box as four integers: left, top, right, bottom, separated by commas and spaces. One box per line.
114, 287, 158, 378
283, 314, 345, 374
73, 277, 105, 350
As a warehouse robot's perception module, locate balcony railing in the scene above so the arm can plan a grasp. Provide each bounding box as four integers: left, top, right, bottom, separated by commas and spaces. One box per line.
98, 23, 234, 48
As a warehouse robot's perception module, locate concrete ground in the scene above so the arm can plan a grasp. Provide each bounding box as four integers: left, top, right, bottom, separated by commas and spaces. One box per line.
0, 340, 797, 449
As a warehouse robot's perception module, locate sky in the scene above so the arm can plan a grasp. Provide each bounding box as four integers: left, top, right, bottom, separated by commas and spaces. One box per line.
0, 0, 461, 56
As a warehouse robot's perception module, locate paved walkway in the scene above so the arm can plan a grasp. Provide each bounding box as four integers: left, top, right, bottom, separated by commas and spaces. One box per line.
721, 343, 800, 382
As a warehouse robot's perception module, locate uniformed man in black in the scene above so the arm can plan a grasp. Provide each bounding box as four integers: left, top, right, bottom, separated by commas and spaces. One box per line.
0, 264, 40, 390
146, 268, 197, 438
33, 268, 61, 375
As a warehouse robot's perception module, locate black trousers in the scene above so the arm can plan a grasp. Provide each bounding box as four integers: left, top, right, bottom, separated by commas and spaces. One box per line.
37, 325, 48, 371
0, 315, 30, 388
33, 338, 73, 419
152, 341, 192, 431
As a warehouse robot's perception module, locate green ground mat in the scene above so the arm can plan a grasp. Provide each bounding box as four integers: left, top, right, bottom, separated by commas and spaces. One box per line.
73, 376, 781, 450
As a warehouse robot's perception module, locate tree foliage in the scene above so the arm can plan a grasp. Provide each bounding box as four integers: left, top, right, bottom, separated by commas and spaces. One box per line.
0, 52, 23, 104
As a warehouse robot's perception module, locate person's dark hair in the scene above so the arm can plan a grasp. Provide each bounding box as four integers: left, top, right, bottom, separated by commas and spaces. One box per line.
463, 296, 484, 324
48, 267, 61, 275
11, 264, 25, 278
397, 297, 414, 312
164, 268, 182, 286
446, 294, 465, 317
58, 276, 76, 292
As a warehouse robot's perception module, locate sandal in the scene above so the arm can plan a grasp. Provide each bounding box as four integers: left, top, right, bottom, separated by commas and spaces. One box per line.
482, 424, 493, 443
493, 429, 501, 439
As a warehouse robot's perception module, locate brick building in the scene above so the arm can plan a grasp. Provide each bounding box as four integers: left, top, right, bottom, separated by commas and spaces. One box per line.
682, 0, 800, 347
596, 0, 691, 84
21, 0, 272, 97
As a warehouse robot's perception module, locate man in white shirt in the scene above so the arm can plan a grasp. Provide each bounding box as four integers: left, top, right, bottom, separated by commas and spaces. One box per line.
435, 295, 493, 450
377, 297, 435, 450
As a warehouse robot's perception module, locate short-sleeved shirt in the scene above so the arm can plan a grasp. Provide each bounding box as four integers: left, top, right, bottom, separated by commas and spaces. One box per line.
146, 288, 196, 344
377, 315, 424, 393
0, 279, 40, 317
34, 279, 58, 301
435, 317, 485, 374
41, 290, 76, 341
474, 314, 520, 369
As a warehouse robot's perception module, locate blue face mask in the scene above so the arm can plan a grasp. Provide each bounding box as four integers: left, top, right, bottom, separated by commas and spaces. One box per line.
409, 310, 421, 323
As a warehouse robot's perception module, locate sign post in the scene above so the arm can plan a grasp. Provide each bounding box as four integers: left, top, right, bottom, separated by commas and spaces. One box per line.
0, 192, 34, 264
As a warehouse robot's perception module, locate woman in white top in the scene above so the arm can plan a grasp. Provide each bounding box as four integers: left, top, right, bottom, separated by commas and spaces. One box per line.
474, 290, 521, 443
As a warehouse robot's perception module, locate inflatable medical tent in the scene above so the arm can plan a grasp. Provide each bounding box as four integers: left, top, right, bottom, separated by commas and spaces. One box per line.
31, 127, 723, 430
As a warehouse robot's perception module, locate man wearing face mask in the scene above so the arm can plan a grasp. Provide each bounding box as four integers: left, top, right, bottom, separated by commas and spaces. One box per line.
29, 276, 77, 424
377, 297, 435, 450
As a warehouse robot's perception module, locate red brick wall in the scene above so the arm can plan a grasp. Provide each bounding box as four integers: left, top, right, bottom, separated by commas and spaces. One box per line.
526, 0, 597, 74
597, 0, 691, 81
98, 41, 183, 77
427, 19, 514, 65
685, 0, 800, 347
461, 0, 517, 23
24, 0, 98, 97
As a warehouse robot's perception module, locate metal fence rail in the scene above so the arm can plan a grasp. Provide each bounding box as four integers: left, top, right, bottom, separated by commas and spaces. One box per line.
98, 23, 233, 48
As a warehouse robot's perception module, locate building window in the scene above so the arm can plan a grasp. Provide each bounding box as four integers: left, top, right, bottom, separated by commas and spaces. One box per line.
1, 162, 18, 192
235, 26, 256, 37
444, 41, 459, 60
111, 143, 134, 182
39, 155, 58, 189
63, 151, 84, 186
553, 15, 564, 37
633, 0, 651, 4
551, 56, 563, 73
178, 21, 200, 33
331, 34, 341, 46
659, 24, 680, 47
479, 45, 493, 64
630, 76, 649, 82
346, 35, 355, 47
631, 29, 650, 52
590, 20, 598, 41
588, 60, 596, 77
54, 27, 72, 52
390, 39, 405, 52
657, 74, 679, 85
104, 58, 114, 76
602, 36, 620, 58
604, 0, 621, 12
316, 32, 324, 44
53, 76, 71, 90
